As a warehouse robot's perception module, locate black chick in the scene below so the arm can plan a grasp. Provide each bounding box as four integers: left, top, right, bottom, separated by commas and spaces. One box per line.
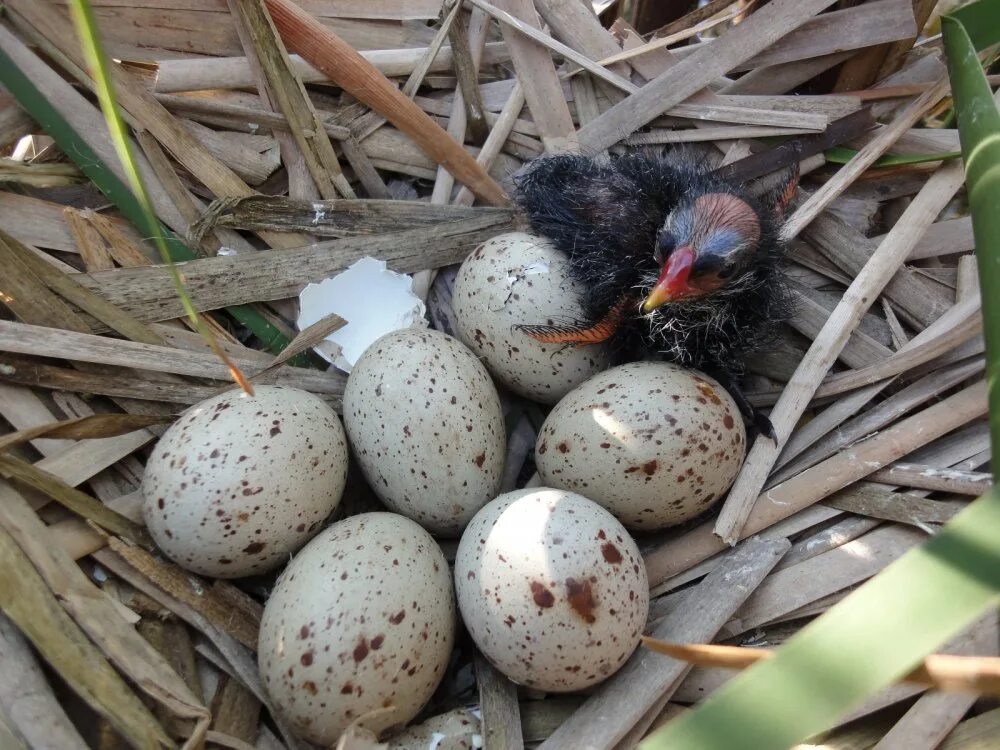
512, 150, 798, 437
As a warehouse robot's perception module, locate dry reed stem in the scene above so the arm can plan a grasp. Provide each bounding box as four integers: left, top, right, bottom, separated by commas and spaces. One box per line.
0, 483, 211, 747
0, 523, 173, 748
645, 381, 988, 586
642, 637, 1000, 697
263, 0, 507, 206
576, 0, 840, 151
538, 537, 789, 750
0, 612, 89, 749
713, 159, 967, 544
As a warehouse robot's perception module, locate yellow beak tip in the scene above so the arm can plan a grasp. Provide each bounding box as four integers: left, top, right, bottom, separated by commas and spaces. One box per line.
642, 296, 666, 314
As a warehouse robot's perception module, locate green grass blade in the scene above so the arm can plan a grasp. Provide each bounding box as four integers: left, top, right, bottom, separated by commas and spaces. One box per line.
67, 0, 254, 390
638, 12, 1000, 750
824, 146, 962, 167
639, 491, 1000, 750
950, 0, 1000, 52
944, 14, 1000, 462
0, 45, 294, 356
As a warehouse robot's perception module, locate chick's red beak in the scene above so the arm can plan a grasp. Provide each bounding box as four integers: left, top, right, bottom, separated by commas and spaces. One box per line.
642, 246, 698, 313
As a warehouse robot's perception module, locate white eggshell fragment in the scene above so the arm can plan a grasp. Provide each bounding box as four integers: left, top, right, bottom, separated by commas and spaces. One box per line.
259, 513, 455, 745
535, 362, 746, 530
343, 328, 505, 536
142, 385, 348, 578
455, 488, 648, 692
452, 232, 612, 403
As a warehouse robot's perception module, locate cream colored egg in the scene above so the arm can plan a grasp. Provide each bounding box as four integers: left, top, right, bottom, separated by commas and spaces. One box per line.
452, 232, 612, 404
142, 385, 348, 578
535, 362, 746, 530
343, 328, 505, 536
454, 488, 648, 692
259, 513, 455, 744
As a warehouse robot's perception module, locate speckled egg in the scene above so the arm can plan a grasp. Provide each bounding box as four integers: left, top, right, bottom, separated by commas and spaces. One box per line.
343, 328, 505, 536
535, 362, 746, 530
452, 232, 612, 403
259, 512, 455, 744
455, 488, 648, 692
141, 385, 348, 578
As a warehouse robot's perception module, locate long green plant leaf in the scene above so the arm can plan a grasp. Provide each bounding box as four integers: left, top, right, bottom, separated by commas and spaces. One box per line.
639, 10, 1000, 750
824, 146, 962, 167
951, 0, 1000, 51
0, 33, 292, 356
944, 15, 1000, 458
67, 0, 255, 390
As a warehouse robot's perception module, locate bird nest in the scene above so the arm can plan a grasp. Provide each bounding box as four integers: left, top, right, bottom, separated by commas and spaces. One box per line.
0, 1, 994, 749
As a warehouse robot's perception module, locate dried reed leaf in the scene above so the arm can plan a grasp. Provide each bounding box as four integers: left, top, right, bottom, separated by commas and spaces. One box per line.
229, 0, 354, 200
641, 638, 1000, 697
263, 0, 507, 206
0, 455, 152, 547
0, 525, 172, 749
106, 537, 261, 651
824, 484, 966, 526
0, 482, 210, 748
714, 160, 968, 544
645, 381, 988, 586
0, 612, 89, 750
0, 413, 171, 454
251, 313, 346, 381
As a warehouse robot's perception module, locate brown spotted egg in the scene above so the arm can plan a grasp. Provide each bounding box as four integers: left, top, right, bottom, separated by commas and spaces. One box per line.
535, 362, 746, 530
454, 488, 648, 692
343, 328, 504, 536
141, 385, 348, 578
452, 232, 612, 404
258, 512, 455, 744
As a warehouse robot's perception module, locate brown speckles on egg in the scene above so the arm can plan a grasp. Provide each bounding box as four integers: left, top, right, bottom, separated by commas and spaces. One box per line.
451, 232, 612, 404
141, 386, 349, 578
535, 363, 746, 530
565, 578, 597, 624
352, 638, 369, 663
601, 543, 623, 564
530, 581, 555, 608
258, 513, 455, 746
343, 328, 504, 537
455, 489, 648, 693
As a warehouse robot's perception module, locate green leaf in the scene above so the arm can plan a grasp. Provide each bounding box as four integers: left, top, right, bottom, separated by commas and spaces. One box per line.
640, 489, 1000, 750
638, 12, 1000, 750
950, 0, 1000, 52
0, 25, 294, 357
824, 146, 962, 167
943, 13, 1000, 478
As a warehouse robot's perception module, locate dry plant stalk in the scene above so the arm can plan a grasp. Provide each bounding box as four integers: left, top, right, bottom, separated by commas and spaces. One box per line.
538, 537, 789, 750
262, 0, 507, 206
713, 159, 968, 544
645, 381, 989, 586
229, 0, 354, 200
0, 483, 211, 747
0, 524, 174, 749
642, 639, 1000, 697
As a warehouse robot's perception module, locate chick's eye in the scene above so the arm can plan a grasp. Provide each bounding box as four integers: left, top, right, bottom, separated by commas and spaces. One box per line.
654, 232, 676, 265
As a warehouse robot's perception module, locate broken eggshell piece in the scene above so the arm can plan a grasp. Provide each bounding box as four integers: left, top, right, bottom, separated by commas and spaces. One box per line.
454, 487, 648, 692
343, 327, 505, 536
258, 512, 455, 745
297, 256, 427, 372
535, 362, 746, 530
452, 232, 613, 404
